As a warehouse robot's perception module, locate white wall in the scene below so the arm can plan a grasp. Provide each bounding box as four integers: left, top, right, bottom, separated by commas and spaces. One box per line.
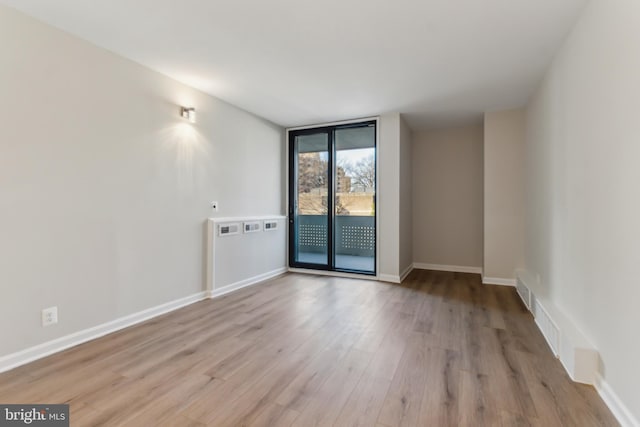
524, 0, 640, 422
378, 113, 401, 281
0, 6, 284, 357
207, 217, 286, 293
377, 112, 413, 282
483, 110, 525, 282
399, 115, 413, 277
412, 125, 484, 269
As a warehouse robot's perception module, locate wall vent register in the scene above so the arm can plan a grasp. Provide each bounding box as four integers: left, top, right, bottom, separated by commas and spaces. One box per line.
264, 220, 278, 231
244, 221, 261, 233
218, 223, 240, 236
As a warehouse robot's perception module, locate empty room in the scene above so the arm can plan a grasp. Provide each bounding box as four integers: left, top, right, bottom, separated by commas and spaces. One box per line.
0, 0, 638, 426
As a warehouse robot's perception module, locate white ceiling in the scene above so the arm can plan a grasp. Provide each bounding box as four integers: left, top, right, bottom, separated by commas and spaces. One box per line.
1, 0, 587, 130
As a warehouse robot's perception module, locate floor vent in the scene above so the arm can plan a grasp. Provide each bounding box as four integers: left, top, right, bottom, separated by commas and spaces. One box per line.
532, 296, 560, 357
515, 271, 600, 386
516, 277, 531, 309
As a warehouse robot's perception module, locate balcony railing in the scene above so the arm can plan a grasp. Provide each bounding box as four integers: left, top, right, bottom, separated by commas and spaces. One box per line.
298, 215, 375, 257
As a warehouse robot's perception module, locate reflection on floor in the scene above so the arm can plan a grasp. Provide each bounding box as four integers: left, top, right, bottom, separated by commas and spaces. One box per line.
1, 271, 618, 426
297, 252, 374, 272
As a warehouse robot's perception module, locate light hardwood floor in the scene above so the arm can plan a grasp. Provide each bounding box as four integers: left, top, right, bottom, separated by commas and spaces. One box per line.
0, 270, 618, 426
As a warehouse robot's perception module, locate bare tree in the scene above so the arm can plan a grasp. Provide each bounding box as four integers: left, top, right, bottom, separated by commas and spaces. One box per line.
345, 154, 375, 192
298, 153, 327, 193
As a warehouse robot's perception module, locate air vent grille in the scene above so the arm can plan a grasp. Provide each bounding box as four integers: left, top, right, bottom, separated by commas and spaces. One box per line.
243, 221, 261, 233
516, 277, 531, 309
533, 297, 560, 357
218, 223, 240, 236
264, 221, 278, 231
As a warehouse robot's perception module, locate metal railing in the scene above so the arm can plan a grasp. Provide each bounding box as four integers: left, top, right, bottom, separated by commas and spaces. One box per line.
298, 215, 375, 257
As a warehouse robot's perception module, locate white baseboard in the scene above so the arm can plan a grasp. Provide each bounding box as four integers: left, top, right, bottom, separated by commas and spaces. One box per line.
378, 274, 401, 283
399, 264, 414, 282
0, 291, 208, 374
209, 267, 287, 298
482, 276, 516, 286
287, 268, 377, 281
595, 373, 640, 427
517, 272, 599, 385
514, 272, 638, 427
412, 263, 483, 274
0, 267, 289, 374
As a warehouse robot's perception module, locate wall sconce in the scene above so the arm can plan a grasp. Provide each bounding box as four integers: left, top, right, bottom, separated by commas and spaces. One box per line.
180, 107, 196, 123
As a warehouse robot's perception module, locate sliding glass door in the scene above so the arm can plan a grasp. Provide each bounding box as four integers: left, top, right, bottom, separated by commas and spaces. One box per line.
290, 130, 331, 269
289, 121, 376, 274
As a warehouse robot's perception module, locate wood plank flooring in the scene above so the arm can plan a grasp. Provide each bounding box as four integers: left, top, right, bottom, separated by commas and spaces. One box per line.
0, 270, 618, 426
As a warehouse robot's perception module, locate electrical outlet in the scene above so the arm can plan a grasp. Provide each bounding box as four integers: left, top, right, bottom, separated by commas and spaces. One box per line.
42, 306, 58, 327
211, 201, 219, 212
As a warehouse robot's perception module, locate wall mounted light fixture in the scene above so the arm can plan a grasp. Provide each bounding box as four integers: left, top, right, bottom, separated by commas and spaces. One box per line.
180, 107, 196, 123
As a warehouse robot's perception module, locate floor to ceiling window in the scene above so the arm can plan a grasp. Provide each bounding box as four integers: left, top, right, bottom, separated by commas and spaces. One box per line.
288, 120, 376, 274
